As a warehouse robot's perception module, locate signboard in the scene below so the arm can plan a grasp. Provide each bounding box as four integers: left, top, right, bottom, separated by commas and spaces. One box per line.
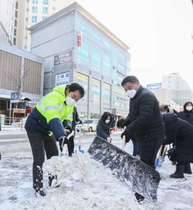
54, 51, 72, 66
55, 73, 69, 86
10, 92, 20, 103
146, 82, 162, 90
78, 31, 82, 46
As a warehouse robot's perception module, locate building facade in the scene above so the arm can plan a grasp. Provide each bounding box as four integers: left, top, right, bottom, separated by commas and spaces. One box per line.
0, 42, 44, 118
0, 0, 75, 51
147, 73, 193, 109
29, 2, 130, 119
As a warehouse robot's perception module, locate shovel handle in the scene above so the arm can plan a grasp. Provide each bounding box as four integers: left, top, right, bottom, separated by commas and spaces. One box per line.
61, 144, 68, 156
122, 135, 126, 150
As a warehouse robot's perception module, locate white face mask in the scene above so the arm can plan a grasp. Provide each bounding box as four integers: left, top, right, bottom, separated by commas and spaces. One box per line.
186, 106, 193, 111
105, 120, 110, 123
126, 89, 137, 98
66, 96, 76, 106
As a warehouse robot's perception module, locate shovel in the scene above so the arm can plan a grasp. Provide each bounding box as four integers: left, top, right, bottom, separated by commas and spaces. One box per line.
78, 124, 84, 154
61, 130, 74, 157
88, 136, 161, 202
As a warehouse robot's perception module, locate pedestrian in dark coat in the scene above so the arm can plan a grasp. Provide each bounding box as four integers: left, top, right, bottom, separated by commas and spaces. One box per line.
172, 101, 193, 174
121, 75, 165, 202
96, 111, 115, 142
179, 101, 193, 125
162, 112, 193, 178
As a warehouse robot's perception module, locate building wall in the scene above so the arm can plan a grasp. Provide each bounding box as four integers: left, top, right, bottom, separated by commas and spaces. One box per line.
0, 42, 44, 114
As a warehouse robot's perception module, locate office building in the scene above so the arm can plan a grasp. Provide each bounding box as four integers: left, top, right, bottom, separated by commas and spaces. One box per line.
29, 2, 130, 119
148, 73, 193, 109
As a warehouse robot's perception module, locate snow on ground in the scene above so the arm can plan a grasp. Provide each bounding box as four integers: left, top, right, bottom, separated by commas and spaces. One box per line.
0, 129, 193, 210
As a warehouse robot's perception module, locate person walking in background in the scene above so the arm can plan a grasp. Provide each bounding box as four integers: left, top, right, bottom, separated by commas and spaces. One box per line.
25, 83, 84, 197
178, 101, 193, 174
120, 75, 165, 202
160, 112, 193, 178
96, 111, 115, 142
68, 106, 82, 156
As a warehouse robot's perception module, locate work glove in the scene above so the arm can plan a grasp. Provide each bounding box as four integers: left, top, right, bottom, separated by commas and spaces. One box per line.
64, 125, 72, 133
121, 130, 132, 143
58, 136, 69, 152
78, 120, 82, 124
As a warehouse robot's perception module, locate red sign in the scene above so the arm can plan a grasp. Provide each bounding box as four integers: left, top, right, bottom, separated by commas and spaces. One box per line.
78, 33, 82, 46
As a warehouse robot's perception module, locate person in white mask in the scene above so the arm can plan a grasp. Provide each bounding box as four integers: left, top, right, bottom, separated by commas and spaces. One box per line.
96, 111, 115, 142
120, 75, 165, 202
179, 102, 193, 125
25, 83, 84, 197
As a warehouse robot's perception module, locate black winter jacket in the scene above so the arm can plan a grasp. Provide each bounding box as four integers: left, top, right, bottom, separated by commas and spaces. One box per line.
96, 117, 115, 140
125, 86, 165, 141
179, 111, 193, 126
163, 113, 193, 163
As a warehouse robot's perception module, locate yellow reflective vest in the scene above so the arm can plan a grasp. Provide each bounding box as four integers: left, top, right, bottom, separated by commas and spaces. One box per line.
25, 84, 75, 139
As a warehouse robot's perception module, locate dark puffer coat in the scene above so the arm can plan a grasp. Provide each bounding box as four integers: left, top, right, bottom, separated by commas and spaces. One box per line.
97, 116, 115, 140
163, 113, 193, 163
179, 102, 193, 125
125, 86, 165, 141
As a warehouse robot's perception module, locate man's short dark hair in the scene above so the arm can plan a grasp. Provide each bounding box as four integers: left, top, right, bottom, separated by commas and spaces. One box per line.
68, 83, 85, 98
121, 76, 139, 86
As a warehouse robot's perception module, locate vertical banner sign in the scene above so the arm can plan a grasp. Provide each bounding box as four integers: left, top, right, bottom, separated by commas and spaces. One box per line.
78, 31, 82, 46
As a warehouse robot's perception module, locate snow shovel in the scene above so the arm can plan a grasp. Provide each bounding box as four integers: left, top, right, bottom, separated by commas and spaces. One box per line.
155, 145, 168, 169
78, 124, 84, 154
61, 130, 74, 157
88, 136, 161, 202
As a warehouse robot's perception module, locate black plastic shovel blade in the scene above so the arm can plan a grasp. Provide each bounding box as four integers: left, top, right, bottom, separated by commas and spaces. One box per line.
88, 136, 161, 202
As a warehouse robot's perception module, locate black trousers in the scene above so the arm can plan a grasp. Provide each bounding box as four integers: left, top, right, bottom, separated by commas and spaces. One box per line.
138, 137, 163, 169
27, 132, 58, 191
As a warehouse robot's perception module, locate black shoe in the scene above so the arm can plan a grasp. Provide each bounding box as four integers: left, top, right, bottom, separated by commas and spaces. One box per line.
35, 189, 46, 197
135, 192, 145, 203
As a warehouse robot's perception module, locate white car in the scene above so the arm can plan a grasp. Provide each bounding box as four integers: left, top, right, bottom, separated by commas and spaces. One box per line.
80, 119, 98, 133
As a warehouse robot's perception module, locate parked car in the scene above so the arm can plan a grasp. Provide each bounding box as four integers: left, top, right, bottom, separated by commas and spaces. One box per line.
80, 119, 98, 133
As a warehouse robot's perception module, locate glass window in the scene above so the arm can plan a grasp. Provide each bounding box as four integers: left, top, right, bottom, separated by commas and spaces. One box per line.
14, 28, 17, 36
92, 32, 100, 42
78, 22, 89, 34
32, 0, 38, 4
43, 0, 48, 5
13, 37, 16, 45
15, 2, 18, 9
77, 41, 89, 67
103, 40, 110, 49
32, 16, 37, 23
52, 7, 56, 10
42, 7, 48, 14
15, 10, 18, 18
14, 19, 17, 27
91, 47, 100, 72
118, 51, 126, 61
118, 63, 126, 75
42, 16, 47, 20
32, 6, 38, 13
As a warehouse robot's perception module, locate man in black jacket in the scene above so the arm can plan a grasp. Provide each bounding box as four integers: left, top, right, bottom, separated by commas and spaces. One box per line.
121, 75, 165, 202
